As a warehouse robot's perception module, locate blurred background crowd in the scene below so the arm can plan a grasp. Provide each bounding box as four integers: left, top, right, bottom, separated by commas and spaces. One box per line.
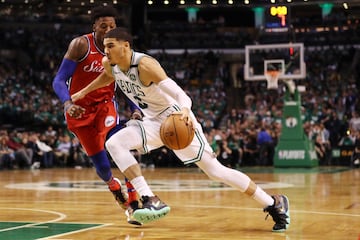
1, 0, 360, 170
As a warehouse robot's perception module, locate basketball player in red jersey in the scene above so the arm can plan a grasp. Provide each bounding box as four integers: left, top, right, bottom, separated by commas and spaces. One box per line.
52, 6, 141, 225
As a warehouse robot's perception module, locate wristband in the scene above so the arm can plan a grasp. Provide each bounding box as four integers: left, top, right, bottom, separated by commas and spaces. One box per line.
64, 101, 73, 112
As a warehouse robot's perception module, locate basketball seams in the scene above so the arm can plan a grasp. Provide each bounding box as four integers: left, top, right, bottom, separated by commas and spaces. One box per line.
172, 115, 180, 149
160, 114, 194, 150
187, 121, 193, 146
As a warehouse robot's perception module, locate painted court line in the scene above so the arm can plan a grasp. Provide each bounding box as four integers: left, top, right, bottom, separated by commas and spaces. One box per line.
5, 179, 294, 192
36, 223, 112, 240
183, 204, 360, 218
0, 208, 66, 232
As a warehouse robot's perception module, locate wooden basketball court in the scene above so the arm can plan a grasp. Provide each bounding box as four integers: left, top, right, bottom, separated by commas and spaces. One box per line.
0, 166, 359, 240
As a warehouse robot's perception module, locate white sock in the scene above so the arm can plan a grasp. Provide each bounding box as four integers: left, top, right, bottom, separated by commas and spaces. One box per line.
252, 187, 275, 207
130, 176, 154, 197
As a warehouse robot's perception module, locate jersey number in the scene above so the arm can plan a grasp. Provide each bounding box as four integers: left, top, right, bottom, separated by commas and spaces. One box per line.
134, 96, 148, 109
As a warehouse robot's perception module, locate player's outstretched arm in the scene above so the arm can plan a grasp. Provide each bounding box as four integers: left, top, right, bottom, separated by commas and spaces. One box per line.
53, 36, 88, 118
71, 57, 114, 102
139, 56, 193, 124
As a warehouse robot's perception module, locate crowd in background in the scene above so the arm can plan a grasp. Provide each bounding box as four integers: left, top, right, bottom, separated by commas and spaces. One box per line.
1, 17, 360, 170
0, 126, 92, 170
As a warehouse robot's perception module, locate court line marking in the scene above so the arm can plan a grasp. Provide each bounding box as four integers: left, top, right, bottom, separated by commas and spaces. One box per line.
0, 207, 112, 240
0, 205, 357, 239
183, 204, 360, 218
5, 180, 293, 192
0, 208, 66, 232
36, 223, 112, 240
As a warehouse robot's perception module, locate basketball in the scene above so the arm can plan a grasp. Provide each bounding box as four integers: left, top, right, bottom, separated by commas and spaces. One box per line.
160, 114, 195, 150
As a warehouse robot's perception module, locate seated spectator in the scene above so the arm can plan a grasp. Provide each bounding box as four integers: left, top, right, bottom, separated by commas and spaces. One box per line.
217, 138, 233, 168
338, 131, 356, 146
310, 123, 332, 165
54, 135, 71, 166
70, 137, 90, 168
211, 134, 222, 156
242, 132, 258, 166
257, 126, 275, 166
5, 131, 32, 169
44, 125, 57, 138
227, 132, 242, 169
0, 135, 15, 170
315, 135, 327, 165
31, 133, 54, 168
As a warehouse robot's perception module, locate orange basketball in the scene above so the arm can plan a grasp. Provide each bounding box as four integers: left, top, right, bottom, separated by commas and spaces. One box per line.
160, 114, 195, 150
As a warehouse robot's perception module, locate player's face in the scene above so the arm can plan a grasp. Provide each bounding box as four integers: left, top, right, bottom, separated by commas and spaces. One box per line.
93, 17, 116, 42
104, 38, 128, 65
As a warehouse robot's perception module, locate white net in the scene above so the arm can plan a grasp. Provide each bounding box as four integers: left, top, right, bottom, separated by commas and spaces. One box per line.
265, 70, 280, 89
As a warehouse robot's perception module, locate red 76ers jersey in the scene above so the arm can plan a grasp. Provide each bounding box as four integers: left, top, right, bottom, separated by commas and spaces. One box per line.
69, 33, 114, 106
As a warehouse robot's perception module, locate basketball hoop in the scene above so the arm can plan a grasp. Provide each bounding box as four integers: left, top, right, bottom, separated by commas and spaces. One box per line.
265, 70, 280, 89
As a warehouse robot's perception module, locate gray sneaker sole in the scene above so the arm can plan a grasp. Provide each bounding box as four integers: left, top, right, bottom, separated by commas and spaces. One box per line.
133, 206, 171, 224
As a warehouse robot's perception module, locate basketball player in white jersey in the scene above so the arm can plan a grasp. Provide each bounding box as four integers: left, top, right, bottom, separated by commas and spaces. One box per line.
71, 27, 290, 232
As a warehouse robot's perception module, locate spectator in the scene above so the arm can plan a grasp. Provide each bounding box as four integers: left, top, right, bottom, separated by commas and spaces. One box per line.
70, 137, 90, 169
349, 111, 360, 132
242, 132, 258, 166
314, 135, 327, 164
217, 138, 233, 168
44, 125, 57, 138
54, 135, 71, 166
5, 131, 32, 168
338, 131, 356, 147
227, 131, 242, 168
0, 135, 15, 170
34, 133, 54, 168
257, 127, 274, 166
323, 110, 345, 148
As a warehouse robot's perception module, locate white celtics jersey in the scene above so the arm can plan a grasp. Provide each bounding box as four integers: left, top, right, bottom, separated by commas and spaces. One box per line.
111, 51, 176, 118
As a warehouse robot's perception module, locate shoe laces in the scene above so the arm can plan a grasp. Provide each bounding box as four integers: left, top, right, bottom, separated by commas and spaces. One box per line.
264, 205, 288, 225
140, 196, 150, 204
140, 195, 161, 206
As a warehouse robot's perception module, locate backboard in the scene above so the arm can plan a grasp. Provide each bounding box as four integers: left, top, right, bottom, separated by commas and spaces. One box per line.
244, 43, 306, 81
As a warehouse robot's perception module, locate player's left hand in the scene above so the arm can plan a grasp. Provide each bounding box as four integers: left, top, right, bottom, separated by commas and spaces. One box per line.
171, 108, 193, 126
131, 109, 143, 120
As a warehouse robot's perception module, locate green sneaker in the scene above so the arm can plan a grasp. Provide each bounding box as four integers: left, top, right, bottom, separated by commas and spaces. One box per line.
133, 196, 170, 224
125, 200, 143, 226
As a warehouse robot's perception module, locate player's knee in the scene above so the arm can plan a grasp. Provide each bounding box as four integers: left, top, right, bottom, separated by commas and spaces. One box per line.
105, 136, 119, 152
106, 123, 126, 140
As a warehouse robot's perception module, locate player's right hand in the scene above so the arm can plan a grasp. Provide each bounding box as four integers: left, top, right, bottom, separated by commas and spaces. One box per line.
172, 107, 192, 126
64, 102, 85, 119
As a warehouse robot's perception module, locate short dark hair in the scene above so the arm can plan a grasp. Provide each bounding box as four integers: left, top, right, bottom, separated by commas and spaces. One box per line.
91, 5, 118, 23
104, 27, 133, 46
